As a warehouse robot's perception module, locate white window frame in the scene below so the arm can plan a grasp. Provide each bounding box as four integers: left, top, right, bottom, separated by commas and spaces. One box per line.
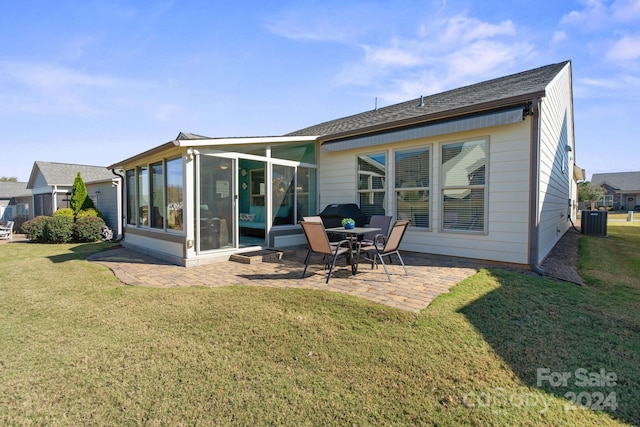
394, 145, 431, 229
440, 137, 488, 234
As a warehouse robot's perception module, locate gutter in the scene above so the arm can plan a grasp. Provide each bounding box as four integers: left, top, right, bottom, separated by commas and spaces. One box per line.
528, 97, 545, 275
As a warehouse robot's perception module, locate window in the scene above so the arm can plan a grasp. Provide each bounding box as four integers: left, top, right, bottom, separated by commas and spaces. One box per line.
126, 170, 136, 225
596, 195, 613, 208
271, 142, 316, 163
358, 153, 386, 217
16, 203, 29, 216
395, 147, 430, 228
166, 157, 183, 230
138, 166, 149, 226
150, 162, 164, 229
441, 139, 487, 232
272, 165, 295, 226
296, 167, 316, 220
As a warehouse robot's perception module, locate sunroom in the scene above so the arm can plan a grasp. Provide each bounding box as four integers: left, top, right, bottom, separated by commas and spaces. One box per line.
109, 134, 318, 266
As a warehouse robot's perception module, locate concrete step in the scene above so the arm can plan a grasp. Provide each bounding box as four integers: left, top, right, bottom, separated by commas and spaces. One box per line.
229, 249, 284, 264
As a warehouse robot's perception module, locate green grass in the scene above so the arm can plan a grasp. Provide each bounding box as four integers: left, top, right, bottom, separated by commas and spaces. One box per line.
0, 227, 638, 426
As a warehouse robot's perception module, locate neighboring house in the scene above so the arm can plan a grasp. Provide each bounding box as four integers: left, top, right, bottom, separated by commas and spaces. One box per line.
591, 172, 640, 211
108, 60, 582, 270
0, 181, 32, 230
26, 161, 122, 238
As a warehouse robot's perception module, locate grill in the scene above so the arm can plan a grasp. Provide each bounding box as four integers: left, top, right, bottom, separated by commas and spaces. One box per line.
318, 203, 368, 228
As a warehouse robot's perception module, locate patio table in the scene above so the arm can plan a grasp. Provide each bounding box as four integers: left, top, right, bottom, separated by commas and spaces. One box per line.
325, 226, 381, 273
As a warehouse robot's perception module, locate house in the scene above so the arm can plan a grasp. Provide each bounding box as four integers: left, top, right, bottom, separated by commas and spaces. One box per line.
591, 172, 640, 211
0, 181, 31, 230
27, 161, 122, 237
108, 60, 581, 271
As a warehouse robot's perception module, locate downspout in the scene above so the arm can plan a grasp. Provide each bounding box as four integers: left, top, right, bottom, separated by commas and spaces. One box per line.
111, 169, 125, 241
528, 98, 545, 275
52, 185, 58, 214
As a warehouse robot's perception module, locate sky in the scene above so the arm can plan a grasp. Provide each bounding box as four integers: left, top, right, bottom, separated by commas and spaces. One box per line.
1, 0, 639, 182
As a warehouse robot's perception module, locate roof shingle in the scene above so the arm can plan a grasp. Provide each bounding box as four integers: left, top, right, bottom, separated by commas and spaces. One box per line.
286, 61, 570, 138
591, 172, 640, 191
28, 161, 113, 189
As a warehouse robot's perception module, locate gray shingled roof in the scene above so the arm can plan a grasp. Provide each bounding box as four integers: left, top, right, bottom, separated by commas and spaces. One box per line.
0, 181, 31, 199
286, 61, 570, 139
591, 172, 640, 191
28, 161, 114, 188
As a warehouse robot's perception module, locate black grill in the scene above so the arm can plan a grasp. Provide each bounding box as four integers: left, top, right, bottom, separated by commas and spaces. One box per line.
318, 203, 368, 228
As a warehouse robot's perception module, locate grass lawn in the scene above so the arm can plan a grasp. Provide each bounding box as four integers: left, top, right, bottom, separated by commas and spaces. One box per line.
0, 225, 638, 426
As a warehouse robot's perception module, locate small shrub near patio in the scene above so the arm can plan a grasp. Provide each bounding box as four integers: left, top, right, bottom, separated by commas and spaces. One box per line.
53, 208, 75, 219
44, 216, 74, 243
74, 216, 106, 242
76, 208, 102, 219
21, 216, 50, 242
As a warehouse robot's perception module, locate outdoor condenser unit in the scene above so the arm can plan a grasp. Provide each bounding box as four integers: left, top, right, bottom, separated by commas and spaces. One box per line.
581, 210, 608, 236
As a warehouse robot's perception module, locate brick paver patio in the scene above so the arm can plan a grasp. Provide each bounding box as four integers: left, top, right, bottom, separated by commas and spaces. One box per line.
87, 246, 515, 312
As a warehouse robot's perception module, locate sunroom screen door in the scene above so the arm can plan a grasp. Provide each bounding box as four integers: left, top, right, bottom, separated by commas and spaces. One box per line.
197, 155, 236, 252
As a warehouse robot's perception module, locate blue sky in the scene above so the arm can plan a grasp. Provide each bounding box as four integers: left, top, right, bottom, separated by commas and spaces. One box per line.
1, 0, 638, 181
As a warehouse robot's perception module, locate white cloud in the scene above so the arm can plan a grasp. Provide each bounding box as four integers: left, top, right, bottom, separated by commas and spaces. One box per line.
265, 19, 349, 43
0, 61, 133, 92
561, 0, 609, 27
0, 60, 153, 116
574, 73, 640, 99
551, 31, 568, 45
561, 0, 640, 28
344, 12, 531, 99
269, 7, 535, 106
436, 14, 516, 44
606, 35, 640, 61
363, 43, 423, 67
611, 0, 640, 22
446, 40, 533, 81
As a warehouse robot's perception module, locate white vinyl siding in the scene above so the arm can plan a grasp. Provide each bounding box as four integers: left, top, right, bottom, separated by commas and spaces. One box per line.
536, 63, 575, 264
86, 181, 118, 233
319, 121, 532, 264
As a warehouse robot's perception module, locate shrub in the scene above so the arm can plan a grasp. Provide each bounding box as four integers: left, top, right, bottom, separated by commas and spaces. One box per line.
53, 208, 75, 219
44, 216, 74, 243
74, 216, 106, 242
21, 216, 51, 242
76, 208, 103, 220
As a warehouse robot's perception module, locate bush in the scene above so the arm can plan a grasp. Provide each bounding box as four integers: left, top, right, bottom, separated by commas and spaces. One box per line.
21, 216, 51, 242
53, 208, 75, 219
76, 208, 103, 219
45, 216, 74, 243
74, 216, 106, 242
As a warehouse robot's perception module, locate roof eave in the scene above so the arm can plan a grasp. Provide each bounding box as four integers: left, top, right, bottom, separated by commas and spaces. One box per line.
107, 140, 181, 170
318, 92, 544, 143
107, 136, 319, 170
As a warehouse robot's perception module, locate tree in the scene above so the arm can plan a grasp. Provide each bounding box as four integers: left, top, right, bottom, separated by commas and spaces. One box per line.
0, 176, 18, 182
70, 172, 96, 214
578, 182, 606, 210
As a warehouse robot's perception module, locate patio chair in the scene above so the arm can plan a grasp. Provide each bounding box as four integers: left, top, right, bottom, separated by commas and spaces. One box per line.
300, 221, 353, 283
359, 220, 410, 281
0, 221, 14, 240
302, 216, 323, 223
361, 215, 392, 245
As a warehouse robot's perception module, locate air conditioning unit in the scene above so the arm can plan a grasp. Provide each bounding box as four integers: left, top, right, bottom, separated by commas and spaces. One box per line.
581, 210, 608, 236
